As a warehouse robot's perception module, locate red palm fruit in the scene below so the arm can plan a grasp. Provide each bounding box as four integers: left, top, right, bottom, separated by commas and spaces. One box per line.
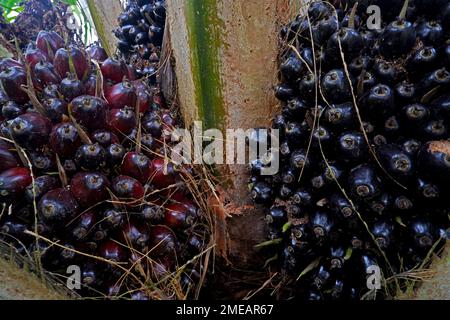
152, 92, 166, 109
150, 158, 179, 189
42, 98, 68, 124
75, 144, 107, 171
0, 58, 23, 71
105, 81, 137, 109
173, 198, 200, 217
1, 101, 25, 120
0, 144, 19, 171
70, 95, 108, 130
0, 66, 29, 104
0, 167, 32, 202
10, 113, 52, 149
121, 152, 153, 183
161, 110, 177, 127
24, 175, 59, 202
38, 188, 79, 226
25, 44, 50, 69
36, 31, 64, 60
98, 240, 128, 262
138, 201, 165, 223
112, 175, 145, 206
71, 210, 97, 241
102, 208, 125, 230
108, 108, 136, 135
42, 84, 60, 99
60, 74, 85, 102
126, 65, 137, 81
119, 221, 150, 249
149, 225, 178, 257
164, 203, 197, 231
100, 57, 127, 83
106, 143, 126, 168
70, 172, 109, 208
134, 81, 151, 113
54, 46, 90, 80
87, 44, 108, 63
91, 130, 119, 147
50, 123, 81, 157
30, 150, 56, 173
83, 74, 97, 96
34, 61, 61, 87
140, 133, 158, 154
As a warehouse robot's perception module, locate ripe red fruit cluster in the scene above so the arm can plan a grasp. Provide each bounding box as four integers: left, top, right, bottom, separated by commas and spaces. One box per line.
0, 31, 204, 299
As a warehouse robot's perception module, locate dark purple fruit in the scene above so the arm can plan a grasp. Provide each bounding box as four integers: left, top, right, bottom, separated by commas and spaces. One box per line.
70, 172, 109, 208
50, 123, 81, 157
0, 143, 18, 172
102, 208, 125, 230
54, 46, 90, 80
409, 218, 436, 252
377, 144, 415, 181
24, 175, 58, 203
33, 61, 61, 87
0, 67, 28, 104
363, 84, 395, 121
60, 74, 85, 102
101, 58, 127, 83
70, 95, 108, 130
38, 188, 79, 225
120, 221, 150, 249
43, 98, 68, 123
310, 211, 335, 240
348, 164, 382, 200
121, 152, 152, 183
274, 84, 295, 101
164, 203, 196, 231
380, 19, 417, 59
250, 181, 273, 204
91, 130, 119, 147
106, 143, 126, 168
108, 108, 136, 136
148, 225, 177, 257
36, 31, 64, 60
395, 81, 416, 105
75, 144, 107, 171
337, 131, 367, 163
323, 103, 355, 131
105, 81, 137, 109
321, 69, 351, 104
327, 28, 363, 62
10, 113, 51, 149
416, 21, 444, 46
71, 210, 97, 240
0, 167, 32, 202
111, 175, 145, 206
98, 240, 127, 262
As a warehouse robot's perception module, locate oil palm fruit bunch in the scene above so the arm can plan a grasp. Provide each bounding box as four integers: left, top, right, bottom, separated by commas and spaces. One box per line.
252, 0, 450, 300
0, 30, 205, 299
114, 0, 166, 83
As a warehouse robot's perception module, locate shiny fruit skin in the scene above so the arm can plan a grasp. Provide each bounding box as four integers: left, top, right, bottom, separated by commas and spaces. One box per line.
24, 175, 59, 202
91, 130, 119, 147
121, 152, 153, 183
164, 203, 196, 231
87, 44, 108, 63
36, 31, 64, 59
71, 210, 97, 241
54, 46, 90, 80
111, 175, 145, 206
149, 225, 178, 257
70, 172, 109, 208
43, 98, 68, 124
348, 164, 382, 200
50, 123, 81, 157
0, 167, 32, 202
98, 240, 127, 262
10, 113, 52, 149
101, 58, 127, 83
75, 144, 107, 171
149, 158, 179, 189
105, 81, 137, 110
33, 61, 61, 87
120, 221, 150, 249
38, 188, 79, 226
108, 108, 136, 136
70, 95, 108, 130
105, 143, 126, 168
0, 143, 19, 171
0, 67, 28, 104
60, 74, 85, 102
